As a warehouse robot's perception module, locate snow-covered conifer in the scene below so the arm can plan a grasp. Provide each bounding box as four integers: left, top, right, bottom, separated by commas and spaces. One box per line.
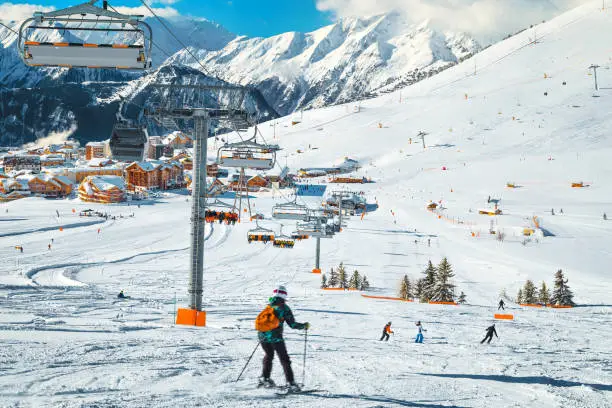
431, 258, 456, 302
550, 269, 575, 306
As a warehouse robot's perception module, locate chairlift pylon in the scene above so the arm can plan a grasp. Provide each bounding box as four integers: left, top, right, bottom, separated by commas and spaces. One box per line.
18, 0, 153, 70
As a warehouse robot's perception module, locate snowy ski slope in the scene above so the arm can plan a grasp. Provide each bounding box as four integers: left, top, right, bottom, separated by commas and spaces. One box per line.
1, 2, 611, 407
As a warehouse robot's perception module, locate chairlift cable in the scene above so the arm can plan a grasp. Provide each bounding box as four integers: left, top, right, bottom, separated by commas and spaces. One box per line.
106, 2, 174, 61
137, 0, 220, 81
0, 20, 19, 36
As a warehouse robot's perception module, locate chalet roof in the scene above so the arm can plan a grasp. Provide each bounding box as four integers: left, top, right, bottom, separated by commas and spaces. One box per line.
52, 176, 73, 186
87, 158, 114, 167
85, 176, 125, 192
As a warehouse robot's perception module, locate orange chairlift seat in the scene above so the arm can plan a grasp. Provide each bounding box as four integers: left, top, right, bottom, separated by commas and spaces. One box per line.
18, 1, 152, 70
247, 222, 275, 243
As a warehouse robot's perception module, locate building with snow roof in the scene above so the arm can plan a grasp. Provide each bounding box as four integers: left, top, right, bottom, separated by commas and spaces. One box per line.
124, 160, 184, 191
85, 142, 108, 161
78, 176, 125, 203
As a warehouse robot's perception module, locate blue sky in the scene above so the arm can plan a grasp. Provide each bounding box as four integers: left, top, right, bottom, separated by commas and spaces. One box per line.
4, 0, 334, 37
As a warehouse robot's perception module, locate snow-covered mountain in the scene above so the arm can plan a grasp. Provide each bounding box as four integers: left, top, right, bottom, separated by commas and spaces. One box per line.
179, 13, 480, 115
0, 13, 479, 145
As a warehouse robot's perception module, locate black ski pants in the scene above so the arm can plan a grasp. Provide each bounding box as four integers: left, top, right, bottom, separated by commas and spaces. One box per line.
498, 304, 505, 310
481, 333, 494, 344
380, 331, 390, 341
261, 341, 295, 384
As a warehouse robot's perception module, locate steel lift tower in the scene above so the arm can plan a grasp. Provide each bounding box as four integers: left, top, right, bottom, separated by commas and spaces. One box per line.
147, 83, 248, 326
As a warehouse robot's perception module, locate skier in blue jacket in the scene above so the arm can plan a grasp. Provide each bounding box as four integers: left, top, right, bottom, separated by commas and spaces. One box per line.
415, 321, 426, 343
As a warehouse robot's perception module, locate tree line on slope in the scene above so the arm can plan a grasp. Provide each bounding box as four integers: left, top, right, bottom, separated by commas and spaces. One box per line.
321, 262, 370, 291
516, 269, 575, 306
398, 258, 466, 304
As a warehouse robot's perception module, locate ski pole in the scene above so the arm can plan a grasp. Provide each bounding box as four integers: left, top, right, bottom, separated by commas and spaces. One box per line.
302, 328, 308, 385
235, 342, 260, 383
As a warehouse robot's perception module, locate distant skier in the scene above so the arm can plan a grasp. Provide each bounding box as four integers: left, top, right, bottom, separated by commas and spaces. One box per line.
604, 213, 608, 221
551, 208, 555, 215
117, 290, 126, 299
498, 299, 505, 310
380, 322, 394, 341
415, 321, 426, 343
19, 246, 23, 253
481, 324, 498, 344
255, 285, 309, 392
48, 244, 51, 251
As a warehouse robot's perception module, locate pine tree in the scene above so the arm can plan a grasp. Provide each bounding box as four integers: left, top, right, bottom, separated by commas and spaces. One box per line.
421, 260, 437, 302
399, 275, 412, 300
516, 288, 524, 304
550, 269, 575, 306
538, 281, 551, 305
321, 274, 328, 289
415, 278, 424, 301
431, 258, 456, 302
522, 280, 537, 304
360, 276, 370, 291
349, 270, 361, 290
458, 291, 467, 304
328, 267, 338, 288
337, 262, 348, 289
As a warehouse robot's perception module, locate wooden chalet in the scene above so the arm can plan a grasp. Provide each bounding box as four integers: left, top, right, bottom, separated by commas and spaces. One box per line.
78, 176, 125, 203
125, 160, 184, 191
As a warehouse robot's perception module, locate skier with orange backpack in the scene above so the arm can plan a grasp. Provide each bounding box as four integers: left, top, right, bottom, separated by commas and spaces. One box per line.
255, 285, 309, 392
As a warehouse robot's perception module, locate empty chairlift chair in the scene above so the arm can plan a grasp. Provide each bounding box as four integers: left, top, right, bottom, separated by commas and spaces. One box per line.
217, 137, 278, 171
18, 1, 152, 70
272, 199, 310, 221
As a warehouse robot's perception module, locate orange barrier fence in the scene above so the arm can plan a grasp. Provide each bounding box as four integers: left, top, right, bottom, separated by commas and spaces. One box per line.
494, 314, 514, 320
361, 294, 413, 302
550, 305, 573, 309
322, 288, 346, 291
520, 304, 543, 308
429, 301, 458, 305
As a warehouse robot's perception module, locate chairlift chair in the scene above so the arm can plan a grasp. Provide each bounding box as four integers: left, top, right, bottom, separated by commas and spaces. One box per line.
296, 221, 334, 239
272, 199, 310, 221
18, 1, 153, 70
273, 225, 295, 249
205, 198, 238, 225
217, 138, 277, 170
247, 222, 275, 243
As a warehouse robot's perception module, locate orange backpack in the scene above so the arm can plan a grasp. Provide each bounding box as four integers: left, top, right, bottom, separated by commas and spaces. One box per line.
255, 305, 280, 332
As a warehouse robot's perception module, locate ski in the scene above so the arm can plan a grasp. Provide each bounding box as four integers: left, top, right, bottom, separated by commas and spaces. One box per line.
274, 388, 325, 396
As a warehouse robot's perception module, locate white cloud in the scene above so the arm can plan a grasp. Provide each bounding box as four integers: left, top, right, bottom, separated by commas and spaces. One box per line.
113, 6, 180, 18
0, 3, 55, 22
154, 0, 181, 5
316, 0, 591, 40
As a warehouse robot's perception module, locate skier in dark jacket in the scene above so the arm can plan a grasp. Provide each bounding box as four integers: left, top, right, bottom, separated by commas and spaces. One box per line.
498, 299, 505, 310
257, 285, 309, 392
481, 324, 498, 344
380, 322, 393, 341
117, 290, 126, 299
